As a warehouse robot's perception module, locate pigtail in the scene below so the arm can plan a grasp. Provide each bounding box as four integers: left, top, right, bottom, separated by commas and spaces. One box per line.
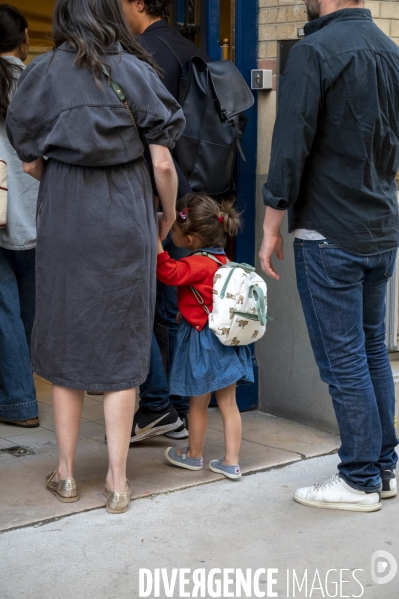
175, 193, 242, 248
219, 198, 242, 237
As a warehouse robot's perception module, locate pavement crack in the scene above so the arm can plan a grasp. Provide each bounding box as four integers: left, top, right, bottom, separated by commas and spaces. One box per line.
149, 551, 179, 568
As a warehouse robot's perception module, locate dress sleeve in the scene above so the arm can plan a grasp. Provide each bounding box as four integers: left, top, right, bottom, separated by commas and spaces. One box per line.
127, 60, 186, 149
6, 57, 52, 162
6, 117, 39, 163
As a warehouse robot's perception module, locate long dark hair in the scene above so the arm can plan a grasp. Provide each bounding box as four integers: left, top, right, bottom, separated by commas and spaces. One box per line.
53, 0, 158, 81
0, 4, 27, 121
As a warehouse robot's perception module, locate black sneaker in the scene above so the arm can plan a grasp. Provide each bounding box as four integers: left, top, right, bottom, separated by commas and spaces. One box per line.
130, 406, 182, 443
381, 470, 397, 499
164, 413, 189, 440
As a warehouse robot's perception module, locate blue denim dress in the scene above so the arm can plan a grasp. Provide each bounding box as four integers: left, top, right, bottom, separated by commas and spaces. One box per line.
168, 248, 254, 397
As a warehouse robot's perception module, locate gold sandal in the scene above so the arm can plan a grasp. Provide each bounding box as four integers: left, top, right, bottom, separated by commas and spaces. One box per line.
102, 481, 132, 514
46, 469, 79, 503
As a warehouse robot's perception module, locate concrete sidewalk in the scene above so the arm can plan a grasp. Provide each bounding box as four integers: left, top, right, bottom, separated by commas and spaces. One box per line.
0, 377, 340, 532
0, 454, 397, 599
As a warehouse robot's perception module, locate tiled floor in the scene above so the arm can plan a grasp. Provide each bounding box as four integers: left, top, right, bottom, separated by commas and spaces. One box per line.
0, 376, 340, 532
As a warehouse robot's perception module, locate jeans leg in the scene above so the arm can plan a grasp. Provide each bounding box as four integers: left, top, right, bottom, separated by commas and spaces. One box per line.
11, 248, 36, 351
363, 249, 398, 472
156, 233, 190, 414
294, 240, 383, 492
139, 333, 170, 411
0, 248, 37, 420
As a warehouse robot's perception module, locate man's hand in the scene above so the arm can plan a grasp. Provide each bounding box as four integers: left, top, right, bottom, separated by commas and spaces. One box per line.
259, 206, 287, 280
259, 231, 284, 280
158, 212, 175, 241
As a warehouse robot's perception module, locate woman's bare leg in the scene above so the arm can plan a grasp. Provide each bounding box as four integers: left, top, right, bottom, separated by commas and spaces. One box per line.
215, 383, 241, 465
52, 385, 84, 481
184, 393, 211, 458
104, 388, 135, 493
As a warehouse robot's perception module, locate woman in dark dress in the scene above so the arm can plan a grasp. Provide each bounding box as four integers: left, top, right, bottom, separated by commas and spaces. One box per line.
6, 0, 185, 513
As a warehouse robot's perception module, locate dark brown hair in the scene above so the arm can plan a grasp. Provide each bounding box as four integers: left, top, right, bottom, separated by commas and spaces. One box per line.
128, 0, 171, 20
52, 0, 158, 82
0, 4, 27, 121
175, 193, 242, 248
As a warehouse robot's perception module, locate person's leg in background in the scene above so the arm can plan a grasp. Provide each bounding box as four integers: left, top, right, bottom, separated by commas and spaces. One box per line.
130, 332, 183, 442
132, 232, 189, 442
363, 249, 398, 498
12, 248, 36, 350
292, 239, 386, 511
158, 233, 190, 438
0, 247, 38, 427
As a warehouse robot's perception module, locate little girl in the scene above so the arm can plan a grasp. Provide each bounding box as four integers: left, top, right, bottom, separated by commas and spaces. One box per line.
157, 193, 254, 479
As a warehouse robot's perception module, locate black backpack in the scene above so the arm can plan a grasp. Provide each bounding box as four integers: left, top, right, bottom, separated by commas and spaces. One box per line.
146, 34, 254, 195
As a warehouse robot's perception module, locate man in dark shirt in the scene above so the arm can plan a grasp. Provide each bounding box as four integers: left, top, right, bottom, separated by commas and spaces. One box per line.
260, 0, 399, 511
122, 0, 204, 442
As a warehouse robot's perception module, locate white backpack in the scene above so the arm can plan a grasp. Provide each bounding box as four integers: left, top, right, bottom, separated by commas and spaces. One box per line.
191, 252, 268, 346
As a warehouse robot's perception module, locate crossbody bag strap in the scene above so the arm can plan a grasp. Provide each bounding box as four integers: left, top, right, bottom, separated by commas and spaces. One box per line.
102, 65, 138, 136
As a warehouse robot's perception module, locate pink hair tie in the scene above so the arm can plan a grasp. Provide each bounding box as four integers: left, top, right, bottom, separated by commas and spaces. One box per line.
217, 215, 224, 223
179, 207, 191, 220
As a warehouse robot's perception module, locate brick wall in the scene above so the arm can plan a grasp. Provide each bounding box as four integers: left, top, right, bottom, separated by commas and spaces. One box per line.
258, 0, 399, 90
256, 0, 399, 174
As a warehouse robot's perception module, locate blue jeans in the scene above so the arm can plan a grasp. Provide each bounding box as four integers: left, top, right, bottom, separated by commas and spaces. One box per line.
294, 239, 398, 492
139, 233, 189, 413
0, 247, 37, 420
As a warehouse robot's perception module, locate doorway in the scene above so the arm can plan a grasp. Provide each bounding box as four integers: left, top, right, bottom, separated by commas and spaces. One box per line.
171, 0, 259, 410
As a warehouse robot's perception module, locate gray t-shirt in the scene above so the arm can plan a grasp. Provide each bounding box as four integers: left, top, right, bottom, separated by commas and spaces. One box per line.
0, 56, 38, 250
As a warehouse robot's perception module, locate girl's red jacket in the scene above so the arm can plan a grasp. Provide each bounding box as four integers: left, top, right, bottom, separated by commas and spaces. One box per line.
157, 251, 227, 331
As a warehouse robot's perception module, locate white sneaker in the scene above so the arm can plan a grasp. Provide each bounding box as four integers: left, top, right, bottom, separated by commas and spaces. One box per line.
294, 474, 382, 512
381, 470, 397, 499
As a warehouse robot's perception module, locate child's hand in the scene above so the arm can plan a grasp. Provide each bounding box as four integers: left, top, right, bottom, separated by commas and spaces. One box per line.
157, 236, 163, 255
175, 311, 182, 324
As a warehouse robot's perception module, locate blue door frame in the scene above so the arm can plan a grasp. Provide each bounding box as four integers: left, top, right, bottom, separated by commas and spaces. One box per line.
203, 0, 259, 411
174, 0, 259, 410
234, 0, 259, 411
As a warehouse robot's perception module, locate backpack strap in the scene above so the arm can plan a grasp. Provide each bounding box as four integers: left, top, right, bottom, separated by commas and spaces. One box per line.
144, 32, 184, 68
189, 251, 225, 316
190, 286, 210, 315
191, 250, 225, 266
144, 35, 204, 105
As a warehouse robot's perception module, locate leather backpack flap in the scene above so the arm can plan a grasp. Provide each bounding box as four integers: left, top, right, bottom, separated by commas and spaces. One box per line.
207, 60, 254, 118
175, 57, 254, 195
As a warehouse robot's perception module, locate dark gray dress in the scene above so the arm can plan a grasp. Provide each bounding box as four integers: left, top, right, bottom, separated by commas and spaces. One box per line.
6, 43, 185, 390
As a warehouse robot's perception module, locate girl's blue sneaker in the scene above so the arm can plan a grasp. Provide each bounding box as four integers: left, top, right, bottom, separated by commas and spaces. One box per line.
209, 458, 242, 480
165, 447, 204, 470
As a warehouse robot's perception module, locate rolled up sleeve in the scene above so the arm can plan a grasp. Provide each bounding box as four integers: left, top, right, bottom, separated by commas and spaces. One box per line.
130, 63, 186, 149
